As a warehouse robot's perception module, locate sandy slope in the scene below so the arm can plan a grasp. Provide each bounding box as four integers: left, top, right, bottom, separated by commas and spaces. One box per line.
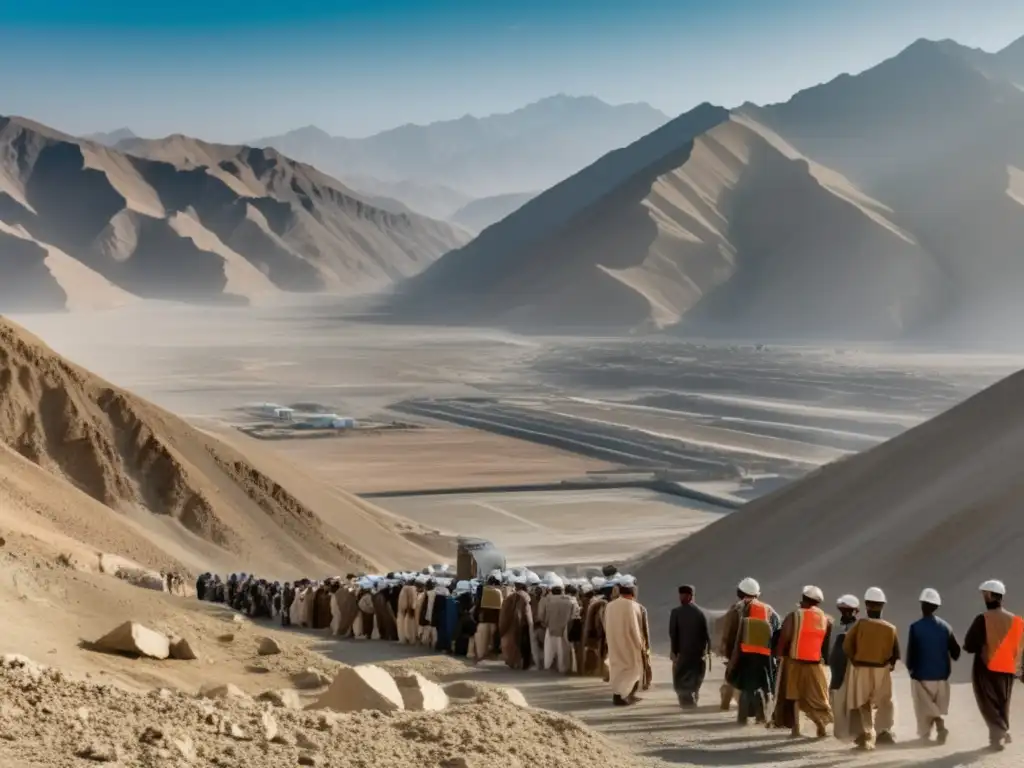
635, 365, 1024, 666
0, 116, 469, 311
0, 315, 435, 579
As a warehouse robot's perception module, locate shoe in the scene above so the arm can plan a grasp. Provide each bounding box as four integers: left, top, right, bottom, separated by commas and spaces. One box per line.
612, 695, 628, 707
1006, 733, 1014, 744
936, 728, 948, 745
875, 731, 896, 746
815, 725, 828, 739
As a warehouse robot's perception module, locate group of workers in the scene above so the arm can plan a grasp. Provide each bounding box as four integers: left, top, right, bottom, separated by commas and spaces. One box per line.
195, 568, 1021, 753
670, 576, 1020, 752
194, 564, 656, 705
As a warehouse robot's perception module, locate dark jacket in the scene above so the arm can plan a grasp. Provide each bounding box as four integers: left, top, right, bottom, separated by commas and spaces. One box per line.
907, 615, 961, 681
828, 618, 857, 690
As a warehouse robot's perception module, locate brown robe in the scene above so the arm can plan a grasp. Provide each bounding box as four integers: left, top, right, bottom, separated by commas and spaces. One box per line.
372, 592, 399, 641
581, 596, 608, 677
499, 591, 533, 670
639, 603, 653, 690
334, 587, 360, 637
313, 587, 333, 629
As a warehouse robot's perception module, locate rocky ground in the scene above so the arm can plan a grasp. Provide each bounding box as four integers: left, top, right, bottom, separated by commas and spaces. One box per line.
0, 654, 643, 768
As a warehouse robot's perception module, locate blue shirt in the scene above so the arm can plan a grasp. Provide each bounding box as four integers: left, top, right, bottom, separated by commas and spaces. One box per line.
906, 615, 961, 682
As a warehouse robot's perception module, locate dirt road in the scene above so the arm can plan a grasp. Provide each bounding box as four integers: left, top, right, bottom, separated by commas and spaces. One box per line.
319, 637, 1021, 767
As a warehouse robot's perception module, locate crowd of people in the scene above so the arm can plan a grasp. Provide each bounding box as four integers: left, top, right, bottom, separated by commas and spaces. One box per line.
669, 577, 1021, 753
194, 568, 1023, 754
194, 564, 654, 705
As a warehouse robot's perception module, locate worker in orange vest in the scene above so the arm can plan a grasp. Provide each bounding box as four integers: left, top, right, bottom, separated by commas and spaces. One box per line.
964, 579, 1023, 751
772, 585, 834, 737
725, 577, 781, 726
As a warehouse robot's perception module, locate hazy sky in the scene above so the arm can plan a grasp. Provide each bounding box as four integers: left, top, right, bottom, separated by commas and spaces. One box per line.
4, 0, 1024, 141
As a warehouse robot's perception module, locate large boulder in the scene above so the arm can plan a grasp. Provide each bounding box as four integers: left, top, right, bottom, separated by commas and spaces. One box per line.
93, 622, 170, 660
393, 672, 449, 712
308, 665, 404, 713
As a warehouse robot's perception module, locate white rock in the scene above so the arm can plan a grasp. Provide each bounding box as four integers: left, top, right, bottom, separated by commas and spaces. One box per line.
256, 637, 281, 656
309, 665, 404, 713
198, 682, 248, 701
260, 711, 278, 742
293, 668, 332, 690
93, 622, 170, 660
393, 672, 449, 712
257, 689, 302, 710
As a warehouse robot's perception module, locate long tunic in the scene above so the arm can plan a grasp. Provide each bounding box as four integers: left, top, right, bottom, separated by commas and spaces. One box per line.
772, 608, 834, 731
498, 591, 533, 670
669, 602, 711, 701
372, 592, 399, 641
964, 610, 1018, 740
605, 596, 646, 699
581, 597, 609, 677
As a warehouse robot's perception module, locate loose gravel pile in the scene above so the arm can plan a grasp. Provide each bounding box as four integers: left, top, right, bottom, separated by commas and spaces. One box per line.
0, 655, 640, 768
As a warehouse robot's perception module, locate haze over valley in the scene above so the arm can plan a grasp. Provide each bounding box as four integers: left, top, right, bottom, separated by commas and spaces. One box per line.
5, 4, 1024, 766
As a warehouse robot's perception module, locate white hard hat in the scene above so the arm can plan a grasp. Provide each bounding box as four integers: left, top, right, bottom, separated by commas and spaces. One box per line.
980, 580, 1007, 596
591, 576, 606, 589
802, 585, 824, 603
864, 587, 887, 603
548, 575, 564, 588
542, 572, 559, 585
619, 575, 637, 589
737, 577, 761, 597
919, 588, 941, 606
837, 594, 860, 609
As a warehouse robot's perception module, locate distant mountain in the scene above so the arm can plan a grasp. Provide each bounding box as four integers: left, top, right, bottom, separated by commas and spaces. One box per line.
449, 191, 537, 233
84, 127, 137, 146
0, 118, 470, 312
253, 95, 671, 199
389, 36, 1024, 341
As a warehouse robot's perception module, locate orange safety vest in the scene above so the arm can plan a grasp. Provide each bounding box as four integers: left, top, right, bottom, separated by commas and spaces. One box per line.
791, 608, 828, 662
739, 600, 772, 656
987, 613, 1024, 674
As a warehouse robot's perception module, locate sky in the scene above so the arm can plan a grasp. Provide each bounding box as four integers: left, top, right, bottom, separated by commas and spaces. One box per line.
3, 0, 1024, 141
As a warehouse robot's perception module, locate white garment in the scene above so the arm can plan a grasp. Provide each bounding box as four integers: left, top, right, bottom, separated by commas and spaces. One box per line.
544, 630, 572, 674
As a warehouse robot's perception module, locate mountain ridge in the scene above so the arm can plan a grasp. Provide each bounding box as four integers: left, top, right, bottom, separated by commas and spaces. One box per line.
389, 36, 1024, 341
0, 116, 470, 311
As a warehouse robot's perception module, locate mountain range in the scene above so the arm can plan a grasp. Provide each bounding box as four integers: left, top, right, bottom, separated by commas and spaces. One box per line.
390, 36, 1024, 341
253, 95, 671, 202
0, 119, 469, 311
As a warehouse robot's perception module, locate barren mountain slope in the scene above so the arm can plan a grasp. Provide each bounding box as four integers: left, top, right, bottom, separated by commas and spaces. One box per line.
0, 315, 435, 579
393, 110, 946, 336
0, 117, 469, 310
744, 37, 1024, 337
635, 365, 1024, 659
393, 36, 1024, 339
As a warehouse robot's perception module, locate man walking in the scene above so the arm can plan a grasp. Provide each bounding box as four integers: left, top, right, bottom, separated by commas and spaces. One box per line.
964, 579, 1023, 751
726, 578, 780, 725
604, 577, 648, 706
906, 588, 960, 744
669, 585, 710, 708
829, 594, 861, 741
773, 586, 833, 738
843, 587, 899, 750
